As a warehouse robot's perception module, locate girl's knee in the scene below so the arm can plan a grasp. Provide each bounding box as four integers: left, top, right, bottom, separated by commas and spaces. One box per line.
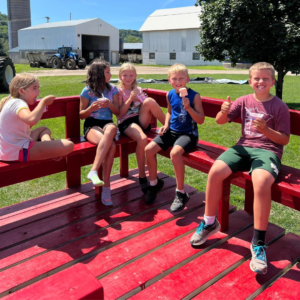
145, 142, 157, 157
64, 140, 74, 153
137, 136, 148, 148
105, 125, 118, 137
143, 97, 156, 107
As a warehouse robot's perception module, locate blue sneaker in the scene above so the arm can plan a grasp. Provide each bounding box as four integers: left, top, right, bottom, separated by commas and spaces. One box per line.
250, 243, 267, 274
190, 219, 220, 246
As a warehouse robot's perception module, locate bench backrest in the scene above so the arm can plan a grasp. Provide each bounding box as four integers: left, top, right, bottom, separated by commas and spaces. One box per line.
145, 88, 300, 136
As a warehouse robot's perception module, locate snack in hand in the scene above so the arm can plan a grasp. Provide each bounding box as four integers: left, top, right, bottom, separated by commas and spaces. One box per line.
179, 87, 188, 97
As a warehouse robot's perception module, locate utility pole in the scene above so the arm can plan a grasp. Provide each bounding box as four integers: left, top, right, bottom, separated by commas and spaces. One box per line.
45, 17, 50, 23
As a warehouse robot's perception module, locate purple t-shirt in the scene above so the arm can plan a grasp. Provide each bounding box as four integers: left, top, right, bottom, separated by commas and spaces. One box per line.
227, 94, 290, 159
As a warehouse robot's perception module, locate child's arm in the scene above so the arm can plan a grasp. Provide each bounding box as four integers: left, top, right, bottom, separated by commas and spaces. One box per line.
158, 93, 171, 136
216, 96, 231, 124
108, 92, 120, 115
253, 119, 290, 145
79, 96, 101, 120
118, 90, 138, 118
18, 95, 55, 126
183, 94, 205, 125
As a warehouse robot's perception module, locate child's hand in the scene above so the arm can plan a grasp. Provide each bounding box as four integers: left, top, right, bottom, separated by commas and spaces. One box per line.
253, 118, 268, 134
90, 101, 101, 112
130, 89, 138, 100
221, 96, 231, 114
42, 95, 55, 106
158, 125, 169, 136
99, 98, 110, 108
182, 97, 190, 110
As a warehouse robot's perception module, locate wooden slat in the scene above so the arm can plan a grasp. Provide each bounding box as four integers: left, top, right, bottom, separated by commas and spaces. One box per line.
2, 264, 103, 300
255, 262, 300, 300
129, 224, 284, 300
0, 185, 196, 296
192, 233, 300, 300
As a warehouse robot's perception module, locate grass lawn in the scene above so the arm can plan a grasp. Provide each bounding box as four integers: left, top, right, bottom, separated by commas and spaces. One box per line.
14, 64, 55, 73
0, 73, 299, 235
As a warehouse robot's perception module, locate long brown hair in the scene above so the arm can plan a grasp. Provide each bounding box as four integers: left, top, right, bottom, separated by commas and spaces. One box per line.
0, 73, 38, 112
86, 60, 111, 97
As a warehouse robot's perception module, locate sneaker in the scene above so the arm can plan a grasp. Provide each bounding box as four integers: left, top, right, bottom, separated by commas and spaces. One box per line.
170, 191, 190, 212
250, 243, 267, 274
190, 219, 220, 246
145, 179, 164, 204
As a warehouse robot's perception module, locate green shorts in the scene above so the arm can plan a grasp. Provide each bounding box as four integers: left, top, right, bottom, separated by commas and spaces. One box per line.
217, 145, 281, 180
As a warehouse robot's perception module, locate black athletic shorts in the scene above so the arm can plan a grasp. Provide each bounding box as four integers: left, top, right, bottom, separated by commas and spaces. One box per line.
83, 117, 115, 140
118, 115, 151, 134
153, 129, 198, 153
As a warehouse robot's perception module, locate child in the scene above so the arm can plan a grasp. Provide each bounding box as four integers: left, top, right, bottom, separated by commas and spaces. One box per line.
0, 73, 74, 162
190, 62, 290, 275
117, 63, 165, 194
145, 64, 205, 208
80, 60, 119, 206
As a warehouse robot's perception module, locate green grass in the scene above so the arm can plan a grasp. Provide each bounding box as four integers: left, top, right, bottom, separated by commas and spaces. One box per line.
0, 73, 299, 236
14, 64, 55, 73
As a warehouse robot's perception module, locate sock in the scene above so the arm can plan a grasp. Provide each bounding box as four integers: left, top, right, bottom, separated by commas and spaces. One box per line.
204, 214, 216, 226
139, 177, 149, 193
87, 170, 104, 186
252, 229, 266, 246
150, 179, 158, 186
101, 186, 111, 200
176, 188, 185, 194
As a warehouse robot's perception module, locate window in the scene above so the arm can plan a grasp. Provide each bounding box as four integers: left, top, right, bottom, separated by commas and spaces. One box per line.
193, 53, 200, 60
170, 53, 176, 60
149, 53, 155, 59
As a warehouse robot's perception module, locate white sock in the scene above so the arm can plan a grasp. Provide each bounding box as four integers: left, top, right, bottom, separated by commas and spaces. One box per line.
176, 188, 185, 194
150, 179, 158, 186
204, 214, 216, 225
87, 170, 98, 180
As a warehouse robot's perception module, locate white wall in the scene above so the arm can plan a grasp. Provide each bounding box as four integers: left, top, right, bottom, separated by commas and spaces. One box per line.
142, 29, 222, 66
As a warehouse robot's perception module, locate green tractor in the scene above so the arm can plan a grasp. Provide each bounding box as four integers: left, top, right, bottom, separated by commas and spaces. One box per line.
0, 57, 16, 92
50, 46, 87, 70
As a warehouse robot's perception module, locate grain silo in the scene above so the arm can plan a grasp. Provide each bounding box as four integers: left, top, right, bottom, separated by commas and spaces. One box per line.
7, 0, 31, 49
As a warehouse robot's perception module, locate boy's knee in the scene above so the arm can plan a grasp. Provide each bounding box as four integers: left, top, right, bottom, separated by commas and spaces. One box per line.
170, 149, 183, 161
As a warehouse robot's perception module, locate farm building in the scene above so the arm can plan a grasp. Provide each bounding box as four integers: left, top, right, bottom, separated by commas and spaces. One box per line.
123, 43, 143, 55
139, 6, 222, 66
8, 18, 119, 65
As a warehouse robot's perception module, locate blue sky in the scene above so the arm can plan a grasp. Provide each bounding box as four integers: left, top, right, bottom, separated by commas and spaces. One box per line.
0, 0, 197, 30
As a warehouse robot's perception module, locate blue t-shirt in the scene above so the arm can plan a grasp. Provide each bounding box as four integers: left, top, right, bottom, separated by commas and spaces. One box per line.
169, 88, 199, 137
80, 84, 118, 120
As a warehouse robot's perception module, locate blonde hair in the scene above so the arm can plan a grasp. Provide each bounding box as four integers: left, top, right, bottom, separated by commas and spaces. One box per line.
0, 73, 39, 112
118, 63, 138, 90
249, 62, 275, 80
168, 63, 189, 77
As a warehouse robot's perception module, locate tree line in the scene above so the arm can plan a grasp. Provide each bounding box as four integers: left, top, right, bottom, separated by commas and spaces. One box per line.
120, 29, 142, 43
0, 12, 8, 56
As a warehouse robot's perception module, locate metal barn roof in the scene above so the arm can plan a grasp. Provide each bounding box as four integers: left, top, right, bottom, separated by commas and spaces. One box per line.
20, 19, 98, 30
139, 6, 201, 32
124, 43, 143, 49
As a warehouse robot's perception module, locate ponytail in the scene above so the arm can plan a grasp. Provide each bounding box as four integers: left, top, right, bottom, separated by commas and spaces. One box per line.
0, 96, 10, 112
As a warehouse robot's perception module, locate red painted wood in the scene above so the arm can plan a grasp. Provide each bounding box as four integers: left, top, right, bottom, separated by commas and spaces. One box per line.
244, 179, 254, 214
120, 143, 129, 178
218, 177, 231, 232
129, 224, 284, 300
0, 186, 197, 295
66, 155, 82, 188
2, 264, 103, 300
65, 101, 80, 139
97, 210, 251, 300
255, 262, 300, 300
193, 233, 300, 300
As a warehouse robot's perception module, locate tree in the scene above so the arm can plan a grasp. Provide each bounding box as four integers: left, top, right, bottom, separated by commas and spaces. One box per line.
195, 0, 300, 100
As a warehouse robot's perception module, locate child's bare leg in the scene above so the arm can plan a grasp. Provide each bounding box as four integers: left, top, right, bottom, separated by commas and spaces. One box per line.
29, 139, 74, 160
30, 127, 51, 141
145, 141, 162, 181
87, 124, 118, 171
139, 98, 165, 128
102, 141, 116, 187
252, 169, 274, 231
124, 124, 148, 177
205, 160, 233, 216
170, 145, 185, 190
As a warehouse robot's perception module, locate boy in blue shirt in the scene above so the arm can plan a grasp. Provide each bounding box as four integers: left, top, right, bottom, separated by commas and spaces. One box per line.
145, 64, 205, 210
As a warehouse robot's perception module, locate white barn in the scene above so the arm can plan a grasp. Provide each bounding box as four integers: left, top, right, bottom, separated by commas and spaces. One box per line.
139, 6, 222, 66
8, 18, 119, 65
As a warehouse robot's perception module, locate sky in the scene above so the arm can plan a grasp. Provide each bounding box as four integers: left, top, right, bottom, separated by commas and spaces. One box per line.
0, 0, 198, 30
